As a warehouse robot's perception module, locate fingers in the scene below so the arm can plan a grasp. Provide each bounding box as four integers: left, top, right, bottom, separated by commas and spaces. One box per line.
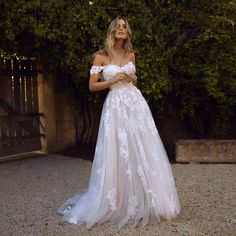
126, 73, 137, 82
122, 73, 129, 80
114, 73, 137, 82
117, 73, 129, 81
131, 74, 137, 80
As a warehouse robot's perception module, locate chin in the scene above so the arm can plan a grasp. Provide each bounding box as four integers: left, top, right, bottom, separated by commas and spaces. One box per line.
115, 35, 127, 40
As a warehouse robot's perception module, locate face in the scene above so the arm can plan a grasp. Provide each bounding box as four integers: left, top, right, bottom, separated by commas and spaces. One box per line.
113, 19, 128, 40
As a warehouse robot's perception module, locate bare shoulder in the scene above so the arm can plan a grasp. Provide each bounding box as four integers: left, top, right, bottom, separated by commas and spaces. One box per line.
92, 50, 108, 66
128, 52, 135, 64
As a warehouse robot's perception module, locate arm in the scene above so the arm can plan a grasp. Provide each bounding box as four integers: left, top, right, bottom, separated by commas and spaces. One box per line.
89, 54, 113, 92
89, 73, 117, 92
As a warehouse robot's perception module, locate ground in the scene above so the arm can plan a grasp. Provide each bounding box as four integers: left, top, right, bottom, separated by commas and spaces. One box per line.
0, 155, 235, 236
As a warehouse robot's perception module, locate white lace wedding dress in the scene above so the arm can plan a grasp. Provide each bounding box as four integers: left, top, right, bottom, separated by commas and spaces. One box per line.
58, 61, 181, 229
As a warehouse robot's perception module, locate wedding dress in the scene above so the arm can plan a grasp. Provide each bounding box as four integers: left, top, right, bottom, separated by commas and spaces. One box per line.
58, 61, 181, 229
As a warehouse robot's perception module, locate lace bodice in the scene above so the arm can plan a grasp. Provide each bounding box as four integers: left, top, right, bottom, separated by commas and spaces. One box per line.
90, 61, 136, 80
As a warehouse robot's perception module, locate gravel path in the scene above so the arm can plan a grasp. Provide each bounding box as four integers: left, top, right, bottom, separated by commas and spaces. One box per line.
0, 155, 235, 236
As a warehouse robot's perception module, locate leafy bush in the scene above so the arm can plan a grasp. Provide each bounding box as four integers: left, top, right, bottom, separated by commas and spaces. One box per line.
0, 0, 235, 138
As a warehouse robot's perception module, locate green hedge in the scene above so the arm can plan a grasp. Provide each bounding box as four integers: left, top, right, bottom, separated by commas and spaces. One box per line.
0, 0, 235, 138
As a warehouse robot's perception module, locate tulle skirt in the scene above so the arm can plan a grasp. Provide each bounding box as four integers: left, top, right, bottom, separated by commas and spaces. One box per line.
58, 84, 181, 229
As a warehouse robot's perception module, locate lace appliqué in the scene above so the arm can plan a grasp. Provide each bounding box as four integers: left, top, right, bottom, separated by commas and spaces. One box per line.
63, 203, 75, 214
90, 65, 105, 75
136, 139, 149, 171
137, 165, 148, 188
103, 110, 111, 137
128, 195, 138, 217
106, 188, 117, 211
118, 128, 132, 181
118, 128, 128, 163
148, 190, 158, 207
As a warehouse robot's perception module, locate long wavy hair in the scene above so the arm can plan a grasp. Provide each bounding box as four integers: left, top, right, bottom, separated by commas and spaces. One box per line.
96, 16, 133, 59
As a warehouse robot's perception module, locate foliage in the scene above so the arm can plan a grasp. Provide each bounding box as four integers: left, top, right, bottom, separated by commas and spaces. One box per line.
169, 0, 236, 137
0, 0, 235, 138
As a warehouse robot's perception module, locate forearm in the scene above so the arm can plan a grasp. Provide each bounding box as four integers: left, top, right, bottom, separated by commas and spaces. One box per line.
89, 78, 117, 92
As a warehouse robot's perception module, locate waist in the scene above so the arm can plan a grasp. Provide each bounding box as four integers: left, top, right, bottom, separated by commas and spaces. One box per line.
110, 81, 134, 90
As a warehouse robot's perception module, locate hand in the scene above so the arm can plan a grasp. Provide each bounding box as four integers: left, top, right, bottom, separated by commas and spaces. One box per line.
112, 72, 129, 83
126, 73, 137, 83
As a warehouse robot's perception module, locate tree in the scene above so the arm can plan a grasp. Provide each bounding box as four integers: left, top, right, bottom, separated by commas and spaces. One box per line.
0, 0, 235, 138
169, 0, 236, 137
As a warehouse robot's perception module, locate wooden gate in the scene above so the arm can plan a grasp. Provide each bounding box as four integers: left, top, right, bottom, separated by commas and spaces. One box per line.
0, 58, 43, 158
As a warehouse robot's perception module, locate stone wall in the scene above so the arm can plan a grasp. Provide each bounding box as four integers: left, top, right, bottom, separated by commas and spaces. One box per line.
176, 139, 236, 163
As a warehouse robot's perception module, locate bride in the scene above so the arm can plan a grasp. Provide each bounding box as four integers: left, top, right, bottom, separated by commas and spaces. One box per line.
58, 16, 181, 229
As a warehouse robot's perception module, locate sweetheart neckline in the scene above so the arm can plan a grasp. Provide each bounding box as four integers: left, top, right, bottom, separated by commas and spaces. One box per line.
103, 61, 134, 68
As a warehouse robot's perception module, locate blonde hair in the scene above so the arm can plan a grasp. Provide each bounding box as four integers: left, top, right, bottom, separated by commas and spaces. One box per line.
96, 16, 133, 59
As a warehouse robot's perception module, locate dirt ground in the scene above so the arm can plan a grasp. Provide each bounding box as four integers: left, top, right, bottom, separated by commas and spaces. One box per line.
0, 155, 235, 236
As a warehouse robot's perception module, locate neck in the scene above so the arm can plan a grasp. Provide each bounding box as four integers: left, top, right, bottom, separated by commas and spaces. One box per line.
113, 39, 125, 52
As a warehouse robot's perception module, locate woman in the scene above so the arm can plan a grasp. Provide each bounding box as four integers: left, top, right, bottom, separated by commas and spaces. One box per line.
58, 16, 181, 229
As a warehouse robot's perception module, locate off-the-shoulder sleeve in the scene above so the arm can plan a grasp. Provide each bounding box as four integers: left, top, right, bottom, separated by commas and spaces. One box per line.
90, 65, 105, 75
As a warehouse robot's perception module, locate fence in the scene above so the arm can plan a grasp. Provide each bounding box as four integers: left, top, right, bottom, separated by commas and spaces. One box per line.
0, 58, 43, 157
